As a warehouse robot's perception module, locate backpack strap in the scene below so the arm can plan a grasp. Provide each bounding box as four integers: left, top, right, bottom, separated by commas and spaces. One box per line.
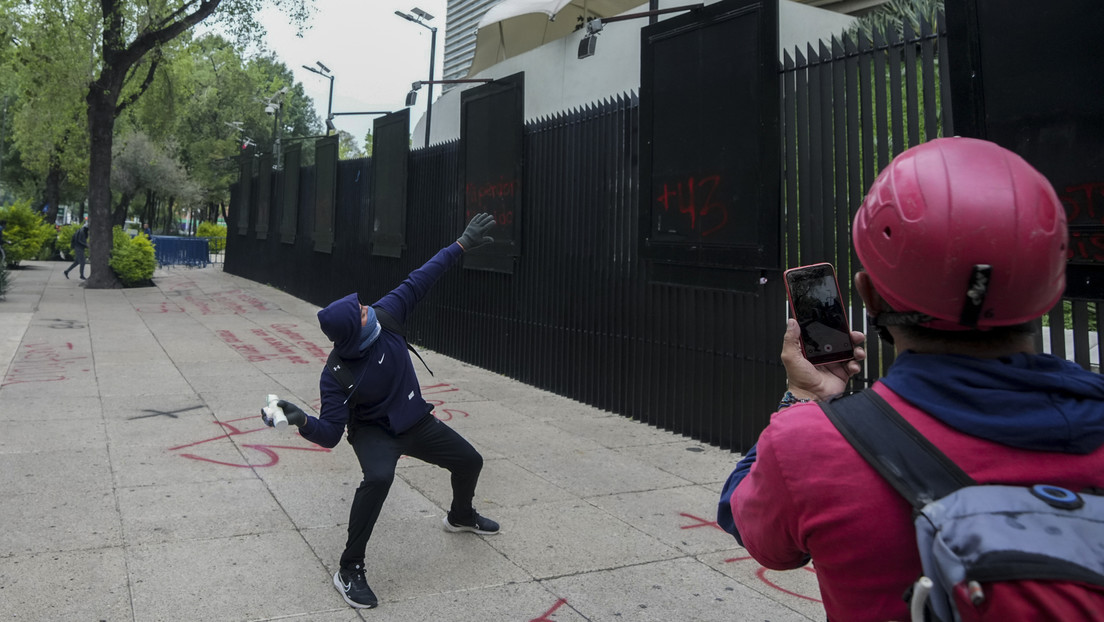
373, 307, 434, 377
326, 350, 361, 406
821, 391, 976, 509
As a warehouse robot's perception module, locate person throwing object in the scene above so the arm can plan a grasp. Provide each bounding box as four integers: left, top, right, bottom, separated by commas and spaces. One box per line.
265, 213, 500, 610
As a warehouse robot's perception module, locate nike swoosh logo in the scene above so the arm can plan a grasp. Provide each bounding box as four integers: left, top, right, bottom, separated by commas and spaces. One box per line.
378, 353, 385, 364
341, 578, 351, 591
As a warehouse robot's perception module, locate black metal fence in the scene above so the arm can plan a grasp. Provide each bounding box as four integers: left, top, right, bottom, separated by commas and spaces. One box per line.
226, 14, 1100, 452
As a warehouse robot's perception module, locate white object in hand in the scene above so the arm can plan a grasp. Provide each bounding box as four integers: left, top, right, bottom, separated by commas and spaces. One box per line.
264, 393, 288, 431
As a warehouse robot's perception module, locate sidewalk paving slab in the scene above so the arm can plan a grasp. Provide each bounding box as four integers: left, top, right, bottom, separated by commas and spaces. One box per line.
0, 260, 827, 622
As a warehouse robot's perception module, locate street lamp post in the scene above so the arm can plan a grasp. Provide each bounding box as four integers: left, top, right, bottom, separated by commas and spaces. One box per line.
264, 87, 289, 169
405, 78, 491, 107
302, 61, 335, 134
395, 8, 437, 148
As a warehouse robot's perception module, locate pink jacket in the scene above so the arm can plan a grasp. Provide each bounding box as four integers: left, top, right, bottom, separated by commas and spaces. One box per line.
730, 382, 1104, 621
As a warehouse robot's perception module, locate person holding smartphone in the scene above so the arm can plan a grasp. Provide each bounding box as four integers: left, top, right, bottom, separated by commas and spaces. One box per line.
717, 137, 1104, 621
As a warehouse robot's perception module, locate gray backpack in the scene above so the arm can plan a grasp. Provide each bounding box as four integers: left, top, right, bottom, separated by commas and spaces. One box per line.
822, 391, 1104, 622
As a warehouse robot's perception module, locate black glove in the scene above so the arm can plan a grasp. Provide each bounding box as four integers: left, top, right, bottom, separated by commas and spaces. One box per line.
277, 400, 308, 427
457, 212, 495, 251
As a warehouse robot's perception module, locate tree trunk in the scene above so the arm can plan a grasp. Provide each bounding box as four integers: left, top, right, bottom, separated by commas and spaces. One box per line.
85, 83, 121, 289
112, 190, 134, 228
83, 0, 223, 288
43, 150, 64, 226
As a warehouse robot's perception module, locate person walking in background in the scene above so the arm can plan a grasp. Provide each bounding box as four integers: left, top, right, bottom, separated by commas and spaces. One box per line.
717, 137, 1104, 621
263, 212, 501, 610
0, 219, 8, 265
64, 221, 89, 280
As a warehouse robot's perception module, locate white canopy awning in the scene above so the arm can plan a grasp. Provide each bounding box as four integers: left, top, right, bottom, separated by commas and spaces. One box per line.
468, 0, 646, 76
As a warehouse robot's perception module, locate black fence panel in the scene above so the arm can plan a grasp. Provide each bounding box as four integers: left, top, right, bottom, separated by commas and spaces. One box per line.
226, 13, 1099, 452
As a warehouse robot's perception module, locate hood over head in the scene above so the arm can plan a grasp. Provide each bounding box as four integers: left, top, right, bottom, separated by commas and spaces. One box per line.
317, 293, 364, 359
883, 352, 1104, 454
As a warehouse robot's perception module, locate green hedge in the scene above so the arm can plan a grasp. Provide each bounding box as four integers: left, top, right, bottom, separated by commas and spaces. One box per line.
0, 200, 55, 267
197, 221, 227, 252
109, 226, 156, 287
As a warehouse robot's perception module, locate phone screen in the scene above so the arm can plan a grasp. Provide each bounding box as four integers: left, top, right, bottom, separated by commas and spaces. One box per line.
784, 263, 855, 365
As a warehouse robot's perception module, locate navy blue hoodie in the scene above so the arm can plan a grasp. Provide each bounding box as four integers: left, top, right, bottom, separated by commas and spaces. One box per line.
298, 243, 463, 447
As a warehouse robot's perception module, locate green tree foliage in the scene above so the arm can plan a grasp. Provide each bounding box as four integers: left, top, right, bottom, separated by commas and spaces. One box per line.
109, 225, 156, 286
851, 0, 945, 40
0, 1, 93, 222
362, 129, 373, 156
0, 198, 55, 266
0, 0, 312, 289
111, 131, 202, 227
197, 220, 227, 252
337, 129, 366, 159
57, 222, 80, 259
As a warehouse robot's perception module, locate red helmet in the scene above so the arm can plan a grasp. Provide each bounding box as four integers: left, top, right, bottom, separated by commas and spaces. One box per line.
853, 137, 1067, 330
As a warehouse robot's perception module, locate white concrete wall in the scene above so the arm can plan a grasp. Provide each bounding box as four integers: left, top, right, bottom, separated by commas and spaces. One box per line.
417, 0, 855, 145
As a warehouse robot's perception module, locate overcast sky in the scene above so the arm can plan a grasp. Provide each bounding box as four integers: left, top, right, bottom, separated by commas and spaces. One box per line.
253, 0, 450, 147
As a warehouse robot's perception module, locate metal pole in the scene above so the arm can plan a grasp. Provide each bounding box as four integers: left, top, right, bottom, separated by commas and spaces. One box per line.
425, 26, 437, 148
326, 74, 334, 134
273, 106, 282, 170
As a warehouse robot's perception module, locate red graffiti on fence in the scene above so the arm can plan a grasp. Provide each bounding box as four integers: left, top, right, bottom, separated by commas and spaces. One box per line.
1061, 182, 1104, 225
656, 175, 728, 237
1069, 230, 1104, 263
530, 598, 568, 622
168, 414, 330, 467
466, 177, 518, 230
1, 342, 90, 386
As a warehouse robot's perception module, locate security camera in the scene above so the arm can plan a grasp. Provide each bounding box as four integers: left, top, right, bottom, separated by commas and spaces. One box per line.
265, 104, 278, 116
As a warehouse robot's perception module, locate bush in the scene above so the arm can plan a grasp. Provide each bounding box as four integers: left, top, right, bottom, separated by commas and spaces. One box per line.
197, 221, 227, 252
0, 199, 55, 267
57, 223, 80, 260
109, 225, 156, 287
0, 261, 8, 297
36, 235, 58, 260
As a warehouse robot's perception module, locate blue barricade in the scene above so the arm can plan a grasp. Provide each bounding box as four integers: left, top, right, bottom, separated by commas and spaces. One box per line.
151, 236, 210, 267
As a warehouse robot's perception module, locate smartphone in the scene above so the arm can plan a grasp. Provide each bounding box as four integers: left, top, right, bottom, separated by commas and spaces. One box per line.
783, 263, 855, 366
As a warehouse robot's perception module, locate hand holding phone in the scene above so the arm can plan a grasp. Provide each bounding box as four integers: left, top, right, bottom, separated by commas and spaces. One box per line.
784, 263, 855, 366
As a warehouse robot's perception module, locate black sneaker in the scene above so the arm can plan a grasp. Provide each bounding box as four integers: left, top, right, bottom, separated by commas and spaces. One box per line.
333, 564, 378, 609
443, 510, 500, 535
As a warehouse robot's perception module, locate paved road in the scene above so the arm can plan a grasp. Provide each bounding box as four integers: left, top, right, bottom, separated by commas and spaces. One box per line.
0, 260, 825, 622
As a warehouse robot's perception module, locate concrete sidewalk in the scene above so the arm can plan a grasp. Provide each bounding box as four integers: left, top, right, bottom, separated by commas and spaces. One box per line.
0, 260, 825, 622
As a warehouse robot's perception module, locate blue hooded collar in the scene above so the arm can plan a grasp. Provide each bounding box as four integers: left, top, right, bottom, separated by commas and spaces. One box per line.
881, 351, 1104, 454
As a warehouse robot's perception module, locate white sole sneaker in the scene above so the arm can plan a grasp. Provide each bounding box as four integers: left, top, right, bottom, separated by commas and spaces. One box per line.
442, 515, 500, 535
332, 571, 377, 609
